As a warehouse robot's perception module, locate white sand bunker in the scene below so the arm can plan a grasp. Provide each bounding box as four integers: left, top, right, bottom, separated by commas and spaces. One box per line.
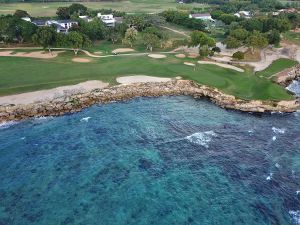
72, 58, 91, 63
117, 75, 171, 84
112, 48, 135, 53
175, 54, 186, 58
0, 50, 63, 59
184, 62, 196, 66
188, 53, 199, 59
0, 80, 109, 105
148, 54, 167, 59
198, 61, 244, 72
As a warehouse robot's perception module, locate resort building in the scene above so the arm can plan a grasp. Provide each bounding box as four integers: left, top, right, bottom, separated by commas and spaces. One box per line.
31, 19, 78, 33
234, 11, 252, 19
189, 13, 215, 22
79, 15, 94, 23
97, 13, 116, 27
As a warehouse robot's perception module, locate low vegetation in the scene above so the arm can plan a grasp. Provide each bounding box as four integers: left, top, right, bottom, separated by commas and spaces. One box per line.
0, 51, 293, 101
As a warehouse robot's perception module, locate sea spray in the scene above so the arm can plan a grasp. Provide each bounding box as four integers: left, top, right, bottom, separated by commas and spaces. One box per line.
185, 131, 217, 148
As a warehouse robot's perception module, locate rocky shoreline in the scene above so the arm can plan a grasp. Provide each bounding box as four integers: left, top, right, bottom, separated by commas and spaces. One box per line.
1, 79, 300, 123
275, 64, 300, 86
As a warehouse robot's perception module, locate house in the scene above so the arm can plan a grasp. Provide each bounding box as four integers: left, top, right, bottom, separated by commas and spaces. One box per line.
97, 13, 116, 27
234, 11, 252, 19
21, 17, 31, 22
31, 19, 78, 33
278, 8, 298, 14
189, 13, 215, 22
79, 15, 93, 23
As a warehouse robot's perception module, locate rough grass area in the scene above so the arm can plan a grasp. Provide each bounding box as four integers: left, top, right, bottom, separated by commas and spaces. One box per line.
0, 51, 293, 101
0, 1, 209, 16
283, 31, 300, 45
256, 58, 298, 78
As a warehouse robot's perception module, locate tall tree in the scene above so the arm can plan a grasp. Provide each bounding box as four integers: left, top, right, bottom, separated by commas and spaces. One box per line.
247, 31, 268, 53
123, 27, 138, 47
14, 10, 30, 18
32, 26, 56, 52
56, 7, 70, 19
67, 31, 84, 55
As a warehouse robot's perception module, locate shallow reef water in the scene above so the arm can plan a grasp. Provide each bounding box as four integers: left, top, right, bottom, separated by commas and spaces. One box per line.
0, 96, 300, 225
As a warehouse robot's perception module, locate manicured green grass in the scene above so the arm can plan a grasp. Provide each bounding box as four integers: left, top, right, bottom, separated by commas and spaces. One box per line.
0, 52, 293, 101
256, 58, 298, 78
0, 1, 208, 17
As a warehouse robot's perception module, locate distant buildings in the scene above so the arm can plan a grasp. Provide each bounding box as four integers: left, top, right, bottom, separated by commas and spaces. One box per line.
97, 13, 116, 27
189, 13, 215, 22
234, 11, 252, 19
79, 15, 93, 23
21, 17, 78, 33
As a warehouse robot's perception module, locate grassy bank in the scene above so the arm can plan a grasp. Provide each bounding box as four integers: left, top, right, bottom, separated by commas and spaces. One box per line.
256, 58, 298, 78
0, 51, 293, 101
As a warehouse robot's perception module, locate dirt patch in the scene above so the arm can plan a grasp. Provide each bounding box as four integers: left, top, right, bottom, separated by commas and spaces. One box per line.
112, 48, 135, 53
188, 53, 199, 59
0, 50, 63, 59
94, 51, 103, 54
175, 54, 186, 58
198, 61, 244, 72
0, 80, 109, 105
72, 58, 91, 63
148, 54, 167, 59
184, 62, 196, 66
116, 75, 171, 84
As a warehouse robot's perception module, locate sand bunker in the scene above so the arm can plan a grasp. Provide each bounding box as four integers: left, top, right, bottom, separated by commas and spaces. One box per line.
175, 54, 186, 58
112, 48, 135, 54
0, 50, 63, 59
188, 53, 199, 59
0, 81, 109, 106
184, 62, 196, 66
198, 61, 244, 72
116, 75, 171, 84
148, 54, 167, 59
72, 58, 91, 63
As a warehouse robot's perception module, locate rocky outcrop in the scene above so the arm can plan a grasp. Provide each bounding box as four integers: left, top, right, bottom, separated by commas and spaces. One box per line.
1, 80, 300, 123
275, 64, 300, 86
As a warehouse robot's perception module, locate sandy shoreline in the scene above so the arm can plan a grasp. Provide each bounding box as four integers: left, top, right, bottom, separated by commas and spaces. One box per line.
0, 80, 109, 105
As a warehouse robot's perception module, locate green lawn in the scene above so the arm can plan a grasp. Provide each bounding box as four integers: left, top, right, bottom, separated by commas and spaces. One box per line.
256, 58, 298, 78
0, 1, 209, 16
0, 51, 293, 101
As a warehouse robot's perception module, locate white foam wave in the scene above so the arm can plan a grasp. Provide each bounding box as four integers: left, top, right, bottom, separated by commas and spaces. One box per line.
287, 78, 300, 97
0, 121, 19, 130
80, 117, 91, 122
289, 210, 300, 225
266, 172, 273, 181
296, 191, 300, 195
272, 127, 286, 134
275, 163, 280, 168
35, 116, 53, 121
185, 131, 217, 148
272, 136, 277, 141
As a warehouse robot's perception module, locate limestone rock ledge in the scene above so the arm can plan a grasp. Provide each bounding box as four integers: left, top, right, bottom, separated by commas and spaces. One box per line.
1, 80, 300, 123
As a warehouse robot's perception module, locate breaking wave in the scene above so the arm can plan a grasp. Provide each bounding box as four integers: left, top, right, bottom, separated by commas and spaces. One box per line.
272, 127, 286, 134
185, 131, 217, 148
0, 121, 19, 130
289, 210, 300, 225
80, 117, 91, 122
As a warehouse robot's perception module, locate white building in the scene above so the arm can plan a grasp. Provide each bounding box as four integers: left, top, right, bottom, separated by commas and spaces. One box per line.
31, 19, 78, 33
234, 11, 252, 19
97, 13, 115, 27
79, 15, 93, 22
21, 17, 31, 22
189, 13, 215, 22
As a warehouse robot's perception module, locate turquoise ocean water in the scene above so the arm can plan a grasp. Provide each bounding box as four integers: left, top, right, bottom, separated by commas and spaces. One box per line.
0, 96, 300, 225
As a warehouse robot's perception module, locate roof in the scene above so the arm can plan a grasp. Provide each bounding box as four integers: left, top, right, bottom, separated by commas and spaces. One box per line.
56, 20, 78, 24
190, 13, 211, 18
32, 20, 47, 26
